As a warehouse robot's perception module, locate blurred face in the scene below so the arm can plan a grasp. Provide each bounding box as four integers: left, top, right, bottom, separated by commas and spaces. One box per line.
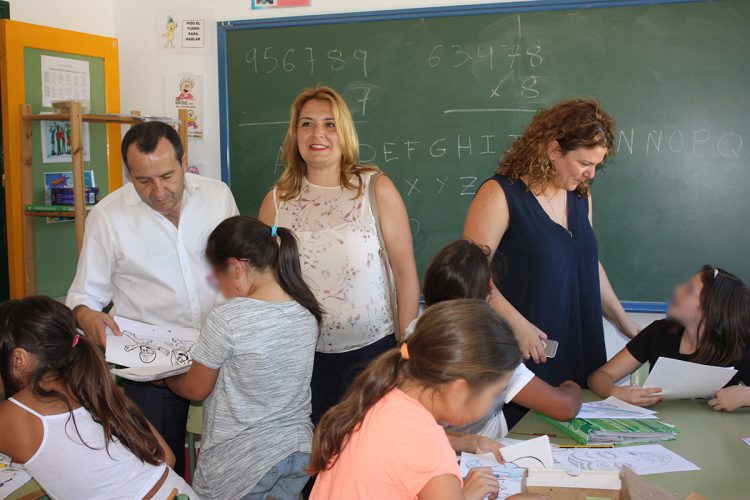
441, 371, 512, 427
207, 258, 248, 299
127, 138, 186, 217
548, 142, 607, 191
296, 99, 343, 171
667, 273, 703, 327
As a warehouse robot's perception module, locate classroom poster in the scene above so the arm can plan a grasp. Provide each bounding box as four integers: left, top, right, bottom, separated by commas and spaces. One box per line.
165, 73, 204, 140
187, 161, 206, 176
40, 55, 90, 107
40, 118, 91, 163
155, 8, 215, 54
251, 0, 311, 9
43, 171, 95, 223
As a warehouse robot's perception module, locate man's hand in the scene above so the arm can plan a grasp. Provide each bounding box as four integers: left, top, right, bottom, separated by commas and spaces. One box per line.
73, 305, 121, 347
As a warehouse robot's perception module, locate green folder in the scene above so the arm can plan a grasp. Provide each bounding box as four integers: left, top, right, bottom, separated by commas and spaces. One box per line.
535, 413, 679, 445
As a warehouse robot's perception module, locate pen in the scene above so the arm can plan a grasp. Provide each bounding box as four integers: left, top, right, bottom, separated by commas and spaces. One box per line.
557, 444, 615, 448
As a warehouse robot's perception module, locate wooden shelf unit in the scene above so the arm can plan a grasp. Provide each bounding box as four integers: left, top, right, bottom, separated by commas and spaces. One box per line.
20, 102, 188, 294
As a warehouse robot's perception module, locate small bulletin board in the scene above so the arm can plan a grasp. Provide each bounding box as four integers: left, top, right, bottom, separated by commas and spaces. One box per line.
0, 20, 122, 298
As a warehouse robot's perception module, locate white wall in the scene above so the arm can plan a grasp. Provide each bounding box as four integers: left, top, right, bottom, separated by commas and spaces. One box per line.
8, 0, 114, 37
113, 0, 531, 180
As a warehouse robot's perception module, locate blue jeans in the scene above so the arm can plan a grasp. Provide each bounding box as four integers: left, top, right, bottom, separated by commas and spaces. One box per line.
242, 451, 310, 500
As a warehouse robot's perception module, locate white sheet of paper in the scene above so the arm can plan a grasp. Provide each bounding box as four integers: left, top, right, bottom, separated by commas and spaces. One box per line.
105, 316, 198, 369
111, 364, 191, 382
459, 452, 524, 500
40, 55, 90, 107
643, 357, 737, 399
551, 444, 700, 476
499, 435, 554, 469
0, 460, 32, 498
576, 396, 658, 419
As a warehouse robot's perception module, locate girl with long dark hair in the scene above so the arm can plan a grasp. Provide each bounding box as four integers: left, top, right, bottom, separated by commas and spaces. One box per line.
165, 215, 322, 500
0, 296, 193, 498
589, 265, 750, 406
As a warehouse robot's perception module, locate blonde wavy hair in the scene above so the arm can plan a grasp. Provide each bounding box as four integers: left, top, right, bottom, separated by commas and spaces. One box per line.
276, 86, 378, 201
498, 97, 616, 197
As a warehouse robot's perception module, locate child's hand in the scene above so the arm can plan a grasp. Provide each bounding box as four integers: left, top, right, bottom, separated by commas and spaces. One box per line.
463, 467, 499, 500
471, 435, 505, 463
612, 385, 663, 406
709, 386, 750, 412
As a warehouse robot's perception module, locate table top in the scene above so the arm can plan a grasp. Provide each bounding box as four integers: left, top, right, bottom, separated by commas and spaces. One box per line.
509, 391, 750, 498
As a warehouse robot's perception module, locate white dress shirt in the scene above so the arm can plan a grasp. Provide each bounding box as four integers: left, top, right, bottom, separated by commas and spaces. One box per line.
66, 173, 239, 330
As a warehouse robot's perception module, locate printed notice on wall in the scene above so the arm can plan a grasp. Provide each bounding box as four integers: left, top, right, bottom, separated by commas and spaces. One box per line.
40, 55, 90, 108
156, 8, 215, 54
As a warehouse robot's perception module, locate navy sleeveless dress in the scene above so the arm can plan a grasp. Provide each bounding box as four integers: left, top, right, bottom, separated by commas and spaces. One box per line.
491, 175, 605, 387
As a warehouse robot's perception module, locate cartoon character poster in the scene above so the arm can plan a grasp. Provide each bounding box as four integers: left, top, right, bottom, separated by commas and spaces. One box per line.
166, 73, 204, 140
155, 9, 214, 54
40, 119, 91, 163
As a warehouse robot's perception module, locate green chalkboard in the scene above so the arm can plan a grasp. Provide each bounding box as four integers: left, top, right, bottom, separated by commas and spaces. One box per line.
222, 0, 750, 302
24, 48, 109, 297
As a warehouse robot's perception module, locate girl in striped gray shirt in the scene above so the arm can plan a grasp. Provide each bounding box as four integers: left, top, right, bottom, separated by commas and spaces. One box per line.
166, 216, 322, 500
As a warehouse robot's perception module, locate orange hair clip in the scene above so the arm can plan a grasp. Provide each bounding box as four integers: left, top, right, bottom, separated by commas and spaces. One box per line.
400, 342, 410, 360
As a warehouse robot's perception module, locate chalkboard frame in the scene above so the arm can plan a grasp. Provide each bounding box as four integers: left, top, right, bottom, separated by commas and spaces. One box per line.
216, 0, 704, 314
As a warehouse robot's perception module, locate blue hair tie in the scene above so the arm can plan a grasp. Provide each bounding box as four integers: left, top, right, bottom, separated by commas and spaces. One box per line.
271, 225, 278, 238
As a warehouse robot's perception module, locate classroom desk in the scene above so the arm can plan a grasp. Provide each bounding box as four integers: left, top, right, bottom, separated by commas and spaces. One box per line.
509, 391, 750, 499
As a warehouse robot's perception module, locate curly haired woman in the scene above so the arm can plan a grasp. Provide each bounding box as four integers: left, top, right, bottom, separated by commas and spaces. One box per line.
464, 98, 640, 390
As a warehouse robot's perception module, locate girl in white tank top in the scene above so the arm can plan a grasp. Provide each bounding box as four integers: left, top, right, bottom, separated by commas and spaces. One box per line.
0, 296, 195, 499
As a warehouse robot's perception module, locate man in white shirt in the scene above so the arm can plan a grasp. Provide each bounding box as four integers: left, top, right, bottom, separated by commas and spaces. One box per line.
66, 121, 238, 476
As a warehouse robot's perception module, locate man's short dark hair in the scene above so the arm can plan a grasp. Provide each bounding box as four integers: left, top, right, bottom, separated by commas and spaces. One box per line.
121, 121, 184, 170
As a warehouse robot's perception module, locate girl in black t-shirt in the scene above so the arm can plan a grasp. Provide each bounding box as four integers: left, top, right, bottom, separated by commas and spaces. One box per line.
588, 265, 750, 408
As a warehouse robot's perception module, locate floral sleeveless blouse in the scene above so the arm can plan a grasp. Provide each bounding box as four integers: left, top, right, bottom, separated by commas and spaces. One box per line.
274, 172, 394, 353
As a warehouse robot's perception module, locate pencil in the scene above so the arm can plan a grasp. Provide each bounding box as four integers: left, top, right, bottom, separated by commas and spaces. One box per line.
557, 444, 615, 448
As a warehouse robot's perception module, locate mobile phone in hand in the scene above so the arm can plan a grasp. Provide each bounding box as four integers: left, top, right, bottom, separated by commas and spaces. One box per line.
541, 339, 559, 358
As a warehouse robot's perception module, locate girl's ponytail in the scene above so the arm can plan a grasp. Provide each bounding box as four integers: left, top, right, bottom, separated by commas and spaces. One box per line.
309, 299, 521, 474
275, 226, 323, 325
206, 216, 324, 324
309, 348, 403, 474
65, 334, 163, 465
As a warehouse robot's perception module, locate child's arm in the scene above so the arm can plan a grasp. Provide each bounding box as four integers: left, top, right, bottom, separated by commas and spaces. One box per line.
587, 349, 663, 406
164, 361, 219, 402
709, 386, 750, 412
418, 469, 499, 500
512, 377, 582, 421
445, 431, 504, 463
146, 421, 175, 467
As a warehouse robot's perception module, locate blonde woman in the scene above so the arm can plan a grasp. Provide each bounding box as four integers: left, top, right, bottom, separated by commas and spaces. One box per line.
260, 86, 420, 423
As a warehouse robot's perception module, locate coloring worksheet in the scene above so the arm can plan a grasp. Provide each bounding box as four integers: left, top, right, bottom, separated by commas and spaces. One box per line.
105, 316, 198, 380
551, 444, 700, 476
460, 452, 524, 500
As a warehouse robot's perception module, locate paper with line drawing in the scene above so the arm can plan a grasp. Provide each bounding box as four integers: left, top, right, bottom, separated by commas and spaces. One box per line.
105, 316, 198, 379
552, 444, 699, 475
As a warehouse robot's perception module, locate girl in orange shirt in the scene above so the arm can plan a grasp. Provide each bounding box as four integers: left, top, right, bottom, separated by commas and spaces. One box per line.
310, 299, 525, 500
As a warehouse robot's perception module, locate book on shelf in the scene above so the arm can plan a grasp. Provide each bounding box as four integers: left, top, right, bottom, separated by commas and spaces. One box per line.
26, 204, 94, 212
535, 412, 679, 445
